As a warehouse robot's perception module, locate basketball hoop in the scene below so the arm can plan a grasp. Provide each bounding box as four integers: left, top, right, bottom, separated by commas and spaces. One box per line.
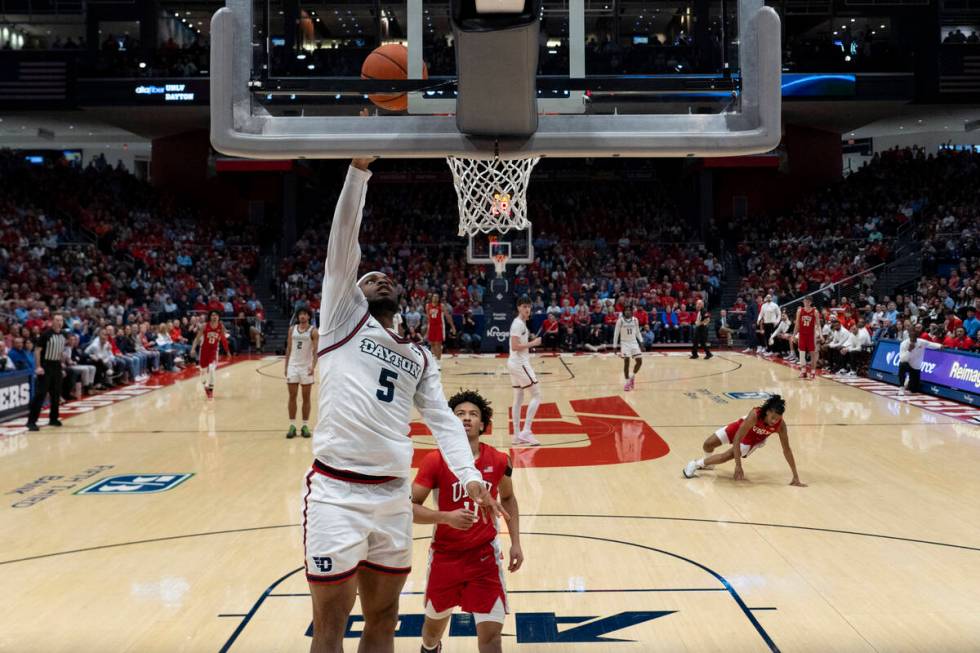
447, 155, 540, 237
492, 252, 509, 276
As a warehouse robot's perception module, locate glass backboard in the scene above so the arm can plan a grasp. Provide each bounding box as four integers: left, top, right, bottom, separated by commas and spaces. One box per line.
210, 0, 780, 159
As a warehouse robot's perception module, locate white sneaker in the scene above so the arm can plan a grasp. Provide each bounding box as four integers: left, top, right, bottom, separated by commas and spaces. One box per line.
683, 460, 698, 478
898, 387, 905, 397
742, 348, 752, 353
837, 368, 849, 375
513, 431, 540, 446
756, 347, 764, 353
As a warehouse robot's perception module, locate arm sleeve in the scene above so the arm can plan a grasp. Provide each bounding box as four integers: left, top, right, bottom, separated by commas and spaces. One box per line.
414, 350, 482, 488
613, 318, 622, 347
925, 340, 943, 350
319, 166, 372, 344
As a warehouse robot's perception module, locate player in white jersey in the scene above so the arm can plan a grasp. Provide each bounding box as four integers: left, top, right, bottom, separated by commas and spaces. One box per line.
305, 159, 507, 653
284, 307, 318, 439
613, 305, 644, 392
508, 296, 542, 446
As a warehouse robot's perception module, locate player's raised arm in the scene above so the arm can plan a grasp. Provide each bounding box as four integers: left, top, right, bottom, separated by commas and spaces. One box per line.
319, 160, 374, 341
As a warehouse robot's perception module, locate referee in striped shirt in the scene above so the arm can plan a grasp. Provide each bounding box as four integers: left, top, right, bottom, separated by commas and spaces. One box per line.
27, 313, 66, 432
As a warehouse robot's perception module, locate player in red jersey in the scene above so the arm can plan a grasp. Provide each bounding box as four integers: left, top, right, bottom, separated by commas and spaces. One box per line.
682, 395, 806, 486
191, 310, 229, 400
795, 296, 821, 379
426, 293, 457, 360
413, 389, 523, 653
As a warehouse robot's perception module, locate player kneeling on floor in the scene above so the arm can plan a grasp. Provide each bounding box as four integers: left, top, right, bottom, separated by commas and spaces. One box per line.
683, 395, 806, 486
413, 389, 524, 653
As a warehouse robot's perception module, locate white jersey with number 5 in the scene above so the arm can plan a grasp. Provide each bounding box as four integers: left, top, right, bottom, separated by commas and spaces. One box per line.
508, 316, 530, 365
314, 167, 481, 486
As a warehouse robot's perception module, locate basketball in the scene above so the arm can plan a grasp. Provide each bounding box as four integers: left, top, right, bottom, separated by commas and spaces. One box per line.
360, 43, 427, 112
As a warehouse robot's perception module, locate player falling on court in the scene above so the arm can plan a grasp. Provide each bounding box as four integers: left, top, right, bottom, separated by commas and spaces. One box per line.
426, 293, 457, 360
284, 307, 319, 439
508, 296, 542, 446
305, 159, 506, 653
613, 305, 644, 391
795, 296, 821, 379
412, 389, 523, 653
191, 310, 229, 400
682, 394, 806, 486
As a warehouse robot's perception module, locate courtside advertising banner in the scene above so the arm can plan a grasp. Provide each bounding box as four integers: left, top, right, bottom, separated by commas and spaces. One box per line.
869, 339, 980, 398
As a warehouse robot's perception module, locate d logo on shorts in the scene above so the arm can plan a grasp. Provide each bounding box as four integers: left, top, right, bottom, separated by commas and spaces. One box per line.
312, 556, 333, 573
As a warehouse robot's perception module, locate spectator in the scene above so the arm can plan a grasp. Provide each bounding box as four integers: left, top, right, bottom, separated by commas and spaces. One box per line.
716, 309, 734, 346
943, 327, 974, 350
7, 337, 31, 371
542, 313, 560, 350
824, 319, 852, 373
459, 312, 482, 353
0, 342, 15, 372
63, 334, 96, 399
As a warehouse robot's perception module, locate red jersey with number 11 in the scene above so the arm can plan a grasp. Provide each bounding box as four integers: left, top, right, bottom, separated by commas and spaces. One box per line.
415, 443, 510, 552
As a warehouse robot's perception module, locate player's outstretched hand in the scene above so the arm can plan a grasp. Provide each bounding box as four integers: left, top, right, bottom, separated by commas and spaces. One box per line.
444, 508, 478, 531
466, 480, 511, 522
733, 466, 746, 482
790, 478, 807, 487
351, 157, 376, 171
508, 544, 524, 572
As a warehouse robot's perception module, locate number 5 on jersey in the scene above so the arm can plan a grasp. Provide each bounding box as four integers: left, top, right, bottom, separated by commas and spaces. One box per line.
377, 368, 398, 402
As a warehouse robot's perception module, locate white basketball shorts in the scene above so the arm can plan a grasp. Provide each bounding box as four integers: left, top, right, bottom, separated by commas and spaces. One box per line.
286, 364, 315, 385
715, 427, 765, 458
507, 360, 538, 389
302, 461, 412, 584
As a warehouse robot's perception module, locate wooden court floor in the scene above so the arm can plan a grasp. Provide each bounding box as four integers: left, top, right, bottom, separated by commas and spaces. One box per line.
2, 352, 980, 652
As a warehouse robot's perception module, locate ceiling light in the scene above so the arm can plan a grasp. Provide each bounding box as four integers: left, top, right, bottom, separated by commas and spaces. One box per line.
850, 18, 855, 22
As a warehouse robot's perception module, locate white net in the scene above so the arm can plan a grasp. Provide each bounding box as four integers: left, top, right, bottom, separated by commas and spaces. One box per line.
446, 155, 541, 237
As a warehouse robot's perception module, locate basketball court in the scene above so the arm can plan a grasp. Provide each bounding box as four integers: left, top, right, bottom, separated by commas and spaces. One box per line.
3, 352, 980, 652
2, 0, 978, 650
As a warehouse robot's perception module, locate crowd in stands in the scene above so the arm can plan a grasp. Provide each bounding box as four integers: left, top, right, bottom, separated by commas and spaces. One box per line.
4, 142, 979, 418
279, 160, 720, 353
719, 147, 980, 373
13, 32, 209, 78
0, 151, 263, 403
